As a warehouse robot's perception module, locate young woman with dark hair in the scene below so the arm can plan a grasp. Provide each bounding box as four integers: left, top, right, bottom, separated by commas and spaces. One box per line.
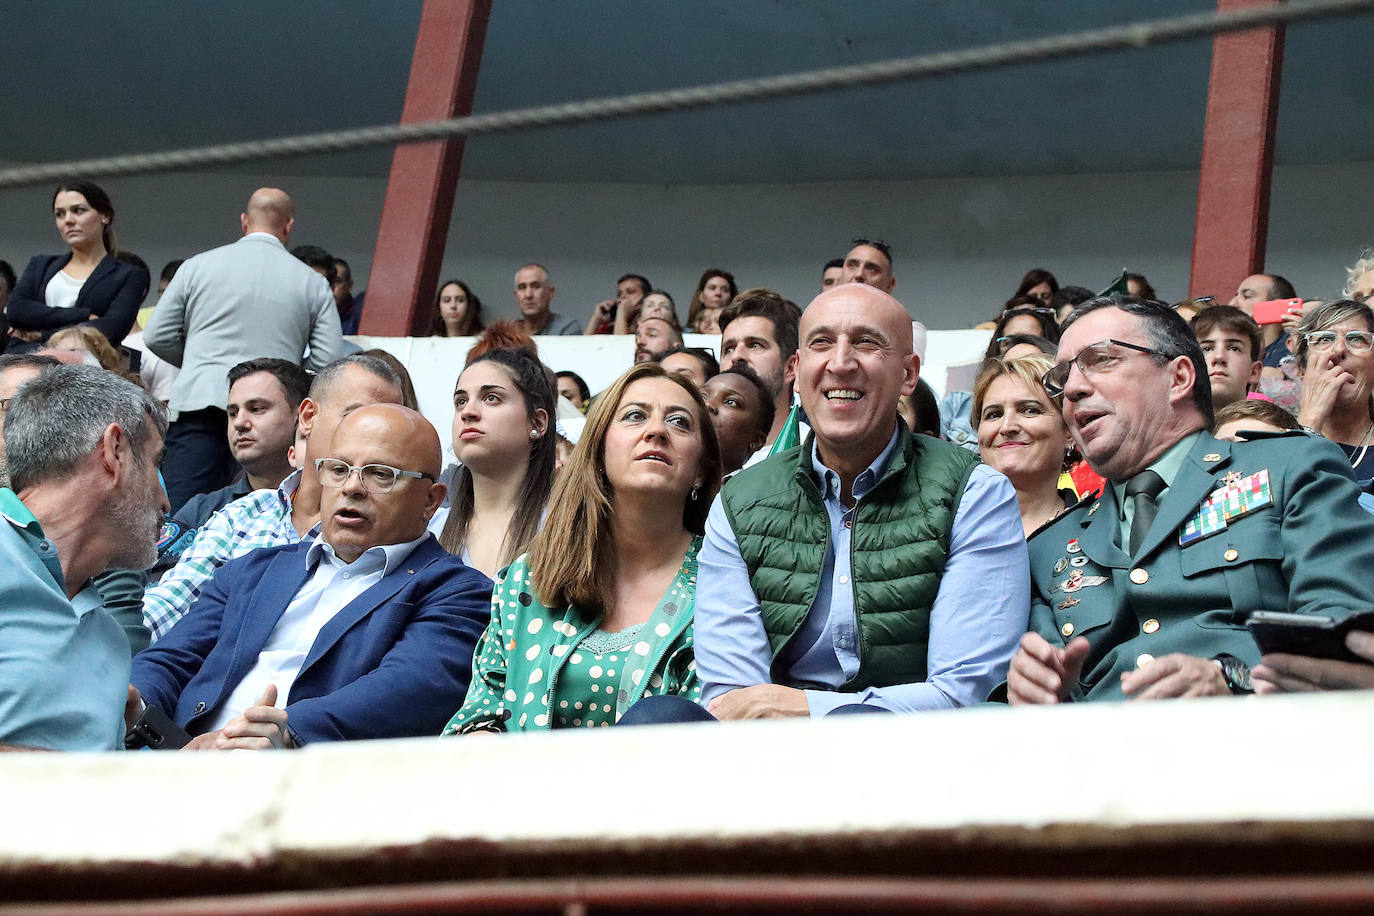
431, 279, 485, 337
440, 348, 557, 578
6, 181, 149, 351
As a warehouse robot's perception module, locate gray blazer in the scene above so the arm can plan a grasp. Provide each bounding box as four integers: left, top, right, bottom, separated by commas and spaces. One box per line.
144, 233, 344, 417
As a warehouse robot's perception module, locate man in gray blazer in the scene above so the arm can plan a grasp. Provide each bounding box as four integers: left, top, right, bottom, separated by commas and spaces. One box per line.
145, 188, 344, 511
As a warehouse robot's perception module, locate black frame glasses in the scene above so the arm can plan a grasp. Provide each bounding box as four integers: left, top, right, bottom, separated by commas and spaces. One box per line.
314, 458, 435, 493
1041, 339, 1164, 397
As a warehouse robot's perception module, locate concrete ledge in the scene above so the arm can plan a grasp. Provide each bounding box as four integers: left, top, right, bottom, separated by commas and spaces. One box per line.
3, 692, 1373, 902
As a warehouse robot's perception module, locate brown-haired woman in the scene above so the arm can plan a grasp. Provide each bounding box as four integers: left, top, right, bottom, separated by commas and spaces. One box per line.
443, 363, 721, 733
440, 347, 557, 579
972, 355, 1077, 537
430, 279, 484, 337
686, 268, 737, 334
7, 181, 149, 350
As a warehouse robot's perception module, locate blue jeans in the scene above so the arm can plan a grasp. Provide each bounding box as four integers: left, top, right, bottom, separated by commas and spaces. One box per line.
617, 693, 892, 725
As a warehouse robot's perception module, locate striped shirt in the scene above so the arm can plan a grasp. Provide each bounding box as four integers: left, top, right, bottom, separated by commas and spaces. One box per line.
142, 471, 305, 641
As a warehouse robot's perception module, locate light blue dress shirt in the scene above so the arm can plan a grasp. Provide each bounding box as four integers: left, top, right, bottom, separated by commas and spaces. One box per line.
0, 489, 130, 750
695, 430, 1030, 715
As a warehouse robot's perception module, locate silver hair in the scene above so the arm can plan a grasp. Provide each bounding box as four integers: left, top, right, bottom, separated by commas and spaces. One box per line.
308, 353, 403, 401
1293, 298, 1374, 373
1345, 248, 1374, 299
4, 365, 166, 491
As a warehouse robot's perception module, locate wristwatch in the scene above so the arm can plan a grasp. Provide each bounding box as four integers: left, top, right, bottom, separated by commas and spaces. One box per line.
1212, 653, 1254, 694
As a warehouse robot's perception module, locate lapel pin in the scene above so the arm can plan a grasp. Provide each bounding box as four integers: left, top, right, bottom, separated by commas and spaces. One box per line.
1087, 503, 1100, 517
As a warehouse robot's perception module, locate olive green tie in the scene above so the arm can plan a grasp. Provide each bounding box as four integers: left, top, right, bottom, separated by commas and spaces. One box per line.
1126, 470, 1166, 555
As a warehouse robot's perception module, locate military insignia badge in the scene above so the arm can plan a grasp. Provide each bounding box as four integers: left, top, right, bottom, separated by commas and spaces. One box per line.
1057, 597, 1080, 610
1053, 557, 1068, 574
1180, 469, 1274, 546
1066, 538, 1082, 554
1203, 453, 1223, 463
1056, 572, 1108, 593
1088, 502, 1100, 516
1070, 556, 1089, 567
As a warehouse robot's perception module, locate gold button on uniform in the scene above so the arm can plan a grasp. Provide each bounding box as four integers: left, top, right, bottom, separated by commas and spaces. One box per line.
1129, 568, 1149, 585
1061, 622, 1075, 637
1136, 653, 1155, 669
1142, 618, 1160, 634
1224, 548, 1239, 562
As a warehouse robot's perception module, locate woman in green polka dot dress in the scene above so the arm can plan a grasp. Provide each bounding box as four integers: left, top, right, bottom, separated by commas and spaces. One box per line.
444, 363, 722, 733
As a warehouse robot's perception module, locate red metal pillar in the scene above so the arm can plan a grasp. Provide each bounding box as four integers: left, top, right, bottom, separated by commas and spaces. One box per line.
360, 0, 492, 336
1188, 0, 1285, 299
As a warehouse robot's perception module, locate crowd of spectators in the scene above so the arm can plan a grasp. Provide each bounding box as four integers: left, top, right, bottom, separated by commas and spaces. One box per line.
3, 180, 1374, 755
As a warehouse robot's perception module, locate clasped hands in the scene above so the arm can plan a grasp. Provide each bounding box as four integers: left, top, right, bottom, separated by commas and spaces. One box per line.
125, 684, 292, 751
1008, 633, 1229, 704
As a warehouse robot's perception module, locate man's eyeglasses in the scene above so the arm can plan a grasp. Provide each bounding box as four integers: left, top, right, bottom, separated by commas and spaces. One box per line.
0, 397, 11, 414
1304, 330, 1374, 353
314, 458, 435, 494
1041, 339, 1165, 397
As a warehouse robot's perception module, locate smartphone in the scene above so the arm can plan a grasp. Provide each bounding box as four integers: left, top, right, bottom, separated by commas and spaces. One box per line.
125, 705, 192, 751
1246, 610, 1374, 663
1251, 297, 1303, 325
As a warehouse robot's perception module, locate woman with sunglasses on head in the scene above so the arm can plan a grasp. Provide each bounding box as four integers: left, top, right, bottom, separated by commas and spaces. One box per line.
440, 348, 557, 580
1293, 300, 1374, 482
1012, 268, 1059, 305
6, 181, 149, 352
972, 355, 1078, 537
443, 363, 721, 734
983, 297, 1061, 361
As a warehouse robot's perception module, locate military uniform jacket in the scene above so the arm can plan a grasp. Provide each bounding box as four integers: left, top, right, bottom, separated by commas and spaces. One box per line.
1027, 430, 1374, 701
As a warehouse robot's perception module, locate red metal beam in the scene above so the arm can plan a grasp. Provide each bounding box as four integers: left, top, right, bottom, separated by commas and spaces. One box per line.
1188, 0, 1285, 299
360, 0, 492, 337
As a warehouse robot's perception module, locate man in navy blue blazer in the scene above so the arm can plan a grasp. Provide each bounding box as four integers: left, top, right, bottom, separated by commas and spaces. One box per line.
130, 404, 492, 749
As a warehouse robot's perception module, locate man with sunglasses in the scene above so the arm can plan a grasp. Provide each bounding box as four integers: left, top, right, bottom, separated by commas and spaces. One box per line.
1006, 296, 1374, 704
130, 404, 491, 748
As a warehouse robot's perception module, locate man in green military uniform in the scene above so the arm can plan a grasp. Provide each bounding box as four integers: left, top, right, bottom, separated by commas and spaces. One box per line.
1007, 297, 1374, 704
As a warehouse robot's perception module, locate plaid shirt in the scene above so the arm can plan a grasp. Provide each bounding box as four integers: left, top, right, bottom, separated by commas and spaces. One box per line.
142, 471, 305, 642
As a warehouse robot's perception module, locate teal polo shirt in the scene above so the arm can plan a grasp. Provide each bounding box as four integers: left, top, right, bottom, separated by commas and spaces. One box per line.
0, 489, 130, 751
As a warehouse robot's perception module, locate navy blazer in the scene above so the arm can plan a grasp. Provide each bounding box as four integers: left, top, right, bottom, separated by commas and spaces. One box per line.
6, 253, 149, 345
131, 535, 493, 745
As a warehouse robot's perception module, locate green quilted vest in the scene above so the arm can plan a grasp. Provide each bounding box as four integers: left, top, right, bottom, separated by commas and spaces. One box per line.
720, 428, 978, 691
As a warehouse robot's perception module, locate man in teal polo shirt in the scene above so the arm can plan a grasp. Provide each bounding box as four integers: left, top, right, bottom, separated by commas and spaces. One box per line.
1007, 297, 1374, 704
0, 365, 168, 750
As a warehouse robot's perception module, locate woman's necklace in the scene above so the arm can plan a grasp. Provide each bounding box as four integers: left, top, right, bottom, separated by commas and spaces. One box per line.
1352, 420, 1374, 469
1349, 421, 1374, 470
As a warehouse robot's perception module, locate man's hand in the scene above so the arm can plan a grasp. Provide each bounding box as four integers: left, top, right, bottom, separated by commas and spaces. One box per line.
1120, 653, 1229, 700
182, 730, 225, 751
1252, 631, 1374, 693
707, 685, 810, 720
181, 686, 293, 751
1280, 301, 1313, 337
1007, 633, 1090, 705
124, 685, 144, 731
217, 684, 292, 750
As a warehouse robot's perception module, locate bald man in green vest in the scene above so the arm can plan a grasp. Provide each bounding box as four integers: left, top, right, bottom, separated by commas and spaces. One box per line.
620, 283, 1030, 725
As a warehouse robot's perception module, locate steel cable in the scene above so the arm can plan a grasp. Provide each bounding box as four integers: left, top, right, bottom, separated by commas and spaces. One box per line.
0, 0, 1370, 189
